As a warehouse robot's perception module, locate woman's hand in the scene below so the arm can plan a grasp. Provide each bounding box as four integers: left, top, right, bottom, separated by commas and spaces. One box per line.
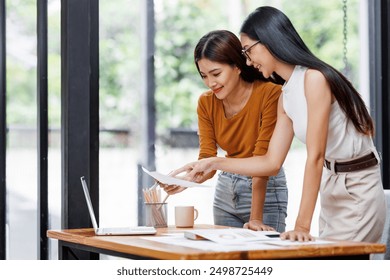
158, 169, 188, 195
175, 157, 218, 181
160, 184, 186, 195
280, 230, 314, 242
244, 220, 276, 231
159, 158, 217, 195
158, 167, 210, 195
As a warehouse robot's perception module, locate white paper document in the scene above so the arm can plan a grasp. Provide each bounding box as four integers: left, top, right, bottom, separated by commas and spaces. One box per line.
142, 231, 334, 252
142, 167, 211, 188
142, 234, 277, 252
184, 228, 281, 244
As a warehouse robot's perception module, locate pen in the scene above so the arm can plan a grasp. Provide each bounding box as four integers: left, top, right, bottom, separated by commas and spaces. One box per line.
161, 193, 170, 204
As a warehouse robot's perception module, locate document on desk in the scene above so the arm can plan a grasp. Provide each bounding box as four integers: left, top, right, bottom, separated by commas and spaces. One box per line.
184, 228, 280, 244
142, 167, 212, 188
142, 234, 277, 252
142, 231, 334, 252
184, 228, 334, 245
263, 239, 334, 246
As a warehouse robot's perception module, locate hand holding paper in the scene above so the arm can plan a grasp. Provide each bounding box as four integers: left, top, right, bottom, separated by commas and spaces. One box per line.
158, 169, 188, 195
142, 167, 212, 189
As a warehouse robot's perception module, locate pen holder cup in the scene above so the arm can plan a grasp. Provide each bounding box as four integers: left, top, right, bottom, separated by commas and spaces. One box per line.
144, 202, 168, 228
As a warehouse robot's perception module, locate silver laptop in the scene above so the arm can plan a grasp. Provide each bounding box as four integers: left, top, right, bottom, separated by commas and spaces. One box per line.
80, 176, 156, 235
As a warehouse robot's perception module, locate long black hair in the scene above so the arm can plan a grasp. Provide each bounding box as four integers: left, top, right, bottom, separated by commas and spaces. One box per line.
240, 6, 374, 136
194, 30, 269, 83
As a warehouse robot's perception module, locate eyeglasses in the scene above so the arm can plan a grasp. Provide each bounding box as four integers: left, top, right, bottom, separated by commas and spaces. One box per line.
241, 41, 261, 61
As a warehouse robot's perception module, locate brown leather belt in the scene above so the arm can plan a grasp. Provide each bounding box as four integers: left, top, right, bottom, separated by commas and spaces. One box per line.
324, 152, 378, 173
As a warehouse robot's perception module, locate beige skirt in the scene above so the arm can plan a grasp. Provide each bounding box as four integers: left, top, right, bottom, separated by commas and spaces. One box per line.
319, 155, 386, 243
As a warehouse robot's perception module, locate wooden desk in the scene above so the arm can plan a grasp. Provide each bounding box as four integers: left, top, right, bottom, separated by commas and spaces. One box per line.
47, 225, 385, 260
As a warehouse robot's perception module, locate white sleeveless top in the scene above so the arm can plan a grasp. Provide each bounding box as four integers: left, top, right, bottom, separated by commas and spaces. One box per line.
282, 65, 374, 160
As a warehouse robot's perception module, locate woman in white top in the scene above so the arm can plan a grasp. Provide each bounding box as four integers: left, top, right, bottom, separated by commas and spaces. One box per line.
170, 6, 386, 242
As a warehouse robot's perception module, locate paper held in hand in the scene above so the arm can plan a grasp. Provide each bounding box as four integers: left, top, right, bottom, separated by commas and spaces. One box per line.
142, 167, 212, 188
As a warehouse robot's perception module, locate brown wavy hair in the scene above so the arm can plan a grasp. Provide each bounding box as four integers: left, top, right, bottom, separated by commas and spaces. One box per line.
194, 30, 281, 84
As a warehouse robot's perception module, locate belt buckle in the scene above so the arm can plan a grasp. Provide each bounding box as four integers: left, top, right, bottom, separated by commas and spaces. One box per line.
325, 159, 337, 175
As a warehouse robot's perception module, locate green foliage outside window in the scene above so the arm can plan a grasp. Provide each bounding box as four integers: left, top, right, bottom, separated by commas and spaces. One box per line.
5, 0, 360, 144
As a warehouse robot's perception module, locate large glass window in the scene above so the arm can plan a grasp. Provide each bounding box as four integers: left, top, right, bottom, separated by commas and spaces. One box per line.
4, 0, 364, 259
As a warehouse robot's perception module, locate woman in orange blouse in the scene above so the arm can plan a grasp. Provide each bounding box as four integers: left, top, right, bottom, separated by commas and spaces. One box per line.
164, 30, 288, 231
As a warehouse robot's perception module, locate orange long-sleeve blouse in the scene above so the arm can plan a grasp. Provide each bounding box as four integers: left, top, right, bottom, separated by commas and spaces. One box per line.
197, 80, 282, 160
